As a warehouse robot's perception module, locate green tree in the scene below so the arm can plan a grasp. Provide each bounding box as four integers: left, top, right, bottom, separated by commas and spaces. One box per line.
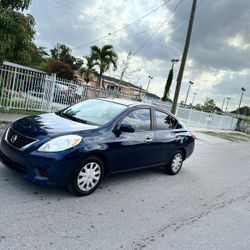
30, 44, 49, 67
80, 56, 97, 83
162, 68, 173, 101
203, 98, 216, 112
90, 44, 118, 88
195, 103, 202, 111
0, 0, 35, 65
50, 43, 83, 70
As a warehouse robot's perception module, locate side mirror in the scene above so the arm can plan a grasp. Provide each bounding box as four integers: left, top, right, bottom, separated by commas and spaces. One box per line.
120, 123, 135, 133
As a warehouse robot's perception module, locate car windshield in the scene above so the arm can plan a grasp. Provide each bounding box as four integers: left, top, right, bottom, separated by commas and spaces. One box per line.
60, 99, 127, 125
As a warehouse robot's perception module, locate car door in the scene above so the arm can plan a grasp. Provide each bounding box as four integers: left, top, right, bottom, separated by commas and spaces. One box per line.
154, 110, 179, 164
110, 108, 158, 173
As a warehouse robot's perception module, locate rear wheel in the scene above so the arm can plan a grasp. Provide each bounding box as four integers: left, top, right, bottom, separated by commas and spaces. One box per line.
164, 150, 184, 175
67, 156, 104, 196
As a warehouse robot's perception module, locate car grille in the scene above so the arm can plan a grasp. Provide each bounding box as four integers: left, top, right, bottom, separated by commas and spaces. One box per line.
6, 127, 36, 149
0, 151, 28, 175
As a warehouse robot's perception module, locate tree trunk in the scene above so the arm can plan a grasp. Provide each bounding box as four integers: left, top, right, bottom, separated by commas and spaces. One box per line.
99, 71, 104, 88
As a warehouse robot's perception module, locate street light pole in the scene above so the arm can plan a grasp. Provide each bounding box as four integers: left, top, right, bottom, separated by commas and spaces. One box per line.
221, 97, 225, 112
225, 97, 231, 113
191, 92, 197, 107
184, 81, 194, 107
146, 75, 153, 93
237, 87, 246, 116
171, 59, 179, 69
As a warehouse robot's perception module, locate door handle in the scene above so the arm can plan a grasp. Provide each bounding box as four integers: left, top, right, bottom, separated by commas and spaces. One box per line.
145, 138, 153, 143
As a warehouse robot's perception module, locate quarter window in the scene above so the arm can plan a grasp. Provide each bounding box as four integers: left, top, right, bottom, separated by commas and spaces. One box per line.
122, 109, 151, 131
155, 111, 177, 130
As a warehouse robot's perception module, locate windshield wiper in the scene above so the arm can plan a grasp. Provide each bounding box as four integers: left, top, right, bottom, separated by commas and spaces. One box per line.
59, 112, 99, 126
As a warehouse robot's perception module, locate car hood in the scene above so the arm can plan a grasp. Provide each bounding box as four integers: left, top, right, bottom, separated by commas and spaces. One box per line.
12, 113, 98, 138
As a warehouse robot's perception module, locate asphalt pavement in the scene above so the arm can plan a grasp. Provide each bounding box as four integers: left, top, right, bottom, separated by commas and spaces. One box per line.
0, 128, 250, 250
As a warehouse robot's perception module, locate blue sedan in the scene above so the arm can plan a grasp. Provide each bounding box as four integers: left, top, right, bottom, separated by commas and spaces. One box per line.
0, 98, 195, 196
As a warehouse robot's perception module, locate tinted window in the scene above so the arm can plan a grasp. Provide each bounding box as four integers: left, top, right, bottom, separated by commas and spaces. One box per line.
155, 111, 177, 130
62, 99, 127, 125
122, 109, 151, 131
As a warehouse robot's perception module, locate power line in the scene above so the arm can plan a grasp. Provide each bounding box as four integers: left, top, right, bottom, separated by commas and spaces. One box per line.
74, 0, 172, 49
52, 0, 153, 43
136, 0, 212, 56
132, 0, 184, 56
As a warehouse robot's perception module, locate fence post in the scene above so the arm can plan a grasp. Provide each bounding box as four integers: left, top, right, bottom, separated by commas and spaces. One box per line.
219, 114, 224, 129
175, 104, 179, 116
198, 111, 202, 127
187, 108, 192, 126
48, 74, 56, 112
9, 67, 17, 109
229, 117, 235, 130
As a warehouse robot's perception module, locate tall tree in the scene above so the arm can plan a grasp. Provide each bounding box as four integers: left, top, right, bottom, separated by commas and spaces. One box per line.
50, 43, 83, 70
80, 56, 97, 83
30, 44, 49, 67
90, 44, 118, 88
161, 68, 173, 101
0, 0, 35, 65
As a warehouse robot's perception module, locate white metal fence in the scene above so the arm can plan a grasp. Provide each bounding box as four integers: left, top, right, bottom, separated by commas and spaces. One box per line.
0, 61, 238, 130
0, 61, 139, 112
146, 101, 238, 130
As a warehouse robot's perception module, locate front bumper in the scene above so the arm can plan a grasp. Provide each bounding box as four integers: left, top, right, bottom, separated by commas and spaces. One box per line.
0, 138, 84, 187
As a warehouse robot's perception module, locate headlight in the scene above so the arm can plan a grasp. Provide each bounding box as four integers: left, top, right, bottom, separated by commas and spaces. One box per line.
38, 135, 82, 152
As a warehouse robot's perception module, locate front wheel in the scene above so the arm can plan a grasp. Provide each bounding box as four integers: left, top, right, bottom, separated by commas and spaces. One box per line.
164, 151, 184, 175
67, 156, 104, 196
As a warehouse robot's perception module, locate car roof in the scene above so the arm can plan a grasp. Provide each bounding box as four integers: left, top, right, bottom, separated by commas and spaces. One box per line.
98, 98, 179, 120
99, 98, 143, 107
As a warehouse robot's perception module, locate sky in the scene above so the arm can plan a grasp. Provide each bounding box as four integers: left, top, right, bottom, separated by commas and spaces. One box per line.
28, 0, 250, 111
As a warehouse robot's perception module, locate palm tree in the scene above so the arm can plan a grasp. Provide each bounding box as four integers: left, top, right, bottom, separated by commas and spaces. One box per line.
80, 56, 97, 84
90, 44, 118, 88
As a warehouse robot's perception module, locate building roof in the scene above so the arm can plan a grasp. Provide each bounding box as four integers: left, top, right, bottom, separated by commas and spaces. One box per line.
145, 92, 161, 100
102, 75, 143, 90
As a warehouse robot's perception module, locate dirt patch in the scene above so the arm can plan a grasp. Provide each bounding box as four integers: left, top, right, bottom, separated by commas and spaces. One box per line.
201, 131, 250, 142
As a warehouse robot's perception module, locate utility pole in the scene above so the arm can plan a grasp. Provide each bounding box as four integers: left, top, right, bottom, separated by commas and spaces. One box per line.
184, 81, 194, 107
171, 0, 197, 114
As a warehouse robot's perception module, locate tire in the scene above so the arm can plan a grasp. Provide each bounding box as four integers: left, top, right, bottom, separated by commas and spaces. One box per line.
67, 156, 104, 196
164, 150, 184, 175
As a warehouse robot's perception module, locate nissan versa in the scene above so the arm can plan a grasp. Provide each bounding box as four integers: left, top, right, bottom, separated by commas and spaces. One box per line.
0, 98, 195, 196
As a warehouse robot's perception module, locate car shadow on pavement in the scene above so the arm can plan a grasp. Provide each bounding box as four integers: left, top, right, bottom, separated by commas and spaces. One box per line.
0, 164, 170, 198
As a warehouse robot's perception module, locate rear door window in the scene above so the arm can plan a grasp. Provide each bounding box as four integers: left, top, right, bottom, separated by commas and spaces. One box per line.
155, 110, 178, 130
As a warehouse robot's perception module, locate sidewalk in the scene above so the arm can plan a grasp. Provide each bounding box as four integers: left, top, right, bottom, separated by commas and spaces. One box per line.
0, 113, 27, 123
188, 126, 235, 133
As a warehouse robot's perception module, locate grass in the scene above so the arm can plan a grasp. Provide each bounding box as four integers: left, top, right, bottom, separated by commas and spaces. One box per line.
0, 108, 43, 116
201, 131, 250, 142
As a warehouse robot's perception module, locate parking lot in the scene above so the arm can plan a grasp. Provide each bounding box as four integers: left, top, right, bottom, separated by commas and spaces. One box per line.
0, 129, 250, 250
